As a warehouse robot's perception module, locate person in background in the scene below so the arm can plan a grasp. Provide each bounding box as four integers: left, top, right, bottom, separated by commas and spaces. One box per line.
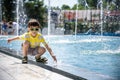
1, 20, 8, 35
7, 19, 57, 64
7, 21, 15, 35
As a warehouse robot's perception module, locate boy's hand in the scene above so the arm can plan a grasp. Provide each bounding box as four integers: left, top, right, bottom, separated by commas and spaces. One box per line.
7, 39, 12, 43
7, 37, 19, 43
52, 55, 57, 63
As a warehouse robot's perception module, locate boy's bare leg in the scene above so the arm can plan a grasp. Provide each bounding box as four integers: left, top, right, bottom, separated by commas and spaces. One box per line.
35, 47, 47, 62
35, 47, 46, 58
22, 41, 30, 63
22, 41, 30, 57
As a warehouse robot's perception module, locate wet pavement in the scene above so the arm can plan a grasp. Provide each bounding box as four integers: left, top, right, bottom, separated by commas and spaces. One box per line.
0, 52, 73, 80
0, 48, 116, 80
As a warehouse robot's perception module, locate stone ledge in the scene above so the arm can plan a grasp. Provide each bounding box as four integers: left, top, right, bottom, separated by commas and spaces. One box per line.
0, 47, 116, 80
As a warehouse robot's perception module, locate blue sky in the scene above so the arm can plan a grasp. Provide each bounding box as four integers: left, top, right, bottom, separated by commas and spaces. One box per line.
44, 0, 77, 8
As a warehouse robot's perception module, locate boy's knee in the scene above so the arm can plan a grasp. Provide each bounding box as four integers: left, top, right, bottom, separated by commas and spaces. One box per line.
39, 47, 46, 53
23, 41, 30, 48
43, 47, 46, 53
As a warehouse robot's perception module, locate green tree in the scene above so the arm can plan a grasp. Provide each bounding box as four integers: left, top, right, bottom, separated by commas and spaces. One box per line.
2, 0, 16, 21
61, 4, 71, 10
72, 4, 84, 10
24, 0, 45, 27
87, 0, 97, 9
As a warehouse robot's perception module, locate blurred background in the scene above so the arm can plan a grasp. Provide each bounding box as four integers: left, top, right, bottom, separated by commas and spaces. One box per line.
0, 0, 120, 35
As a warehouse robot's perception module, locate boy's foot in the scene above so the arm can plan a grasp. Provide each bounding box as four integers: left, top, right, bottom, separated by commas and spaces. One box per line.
22, 56, 28, 64
35, 56, 48, 63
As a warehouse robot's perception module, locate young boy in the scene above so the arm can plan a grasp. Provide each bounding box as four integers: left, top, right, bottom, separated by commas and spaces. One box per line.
7, 19, 57, 64
7, 21, 15, 35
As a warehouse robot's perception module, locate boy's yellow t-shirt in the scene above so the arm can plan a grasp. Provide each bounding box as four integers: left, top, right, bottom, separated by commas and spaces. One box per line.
19, 32, 47, 48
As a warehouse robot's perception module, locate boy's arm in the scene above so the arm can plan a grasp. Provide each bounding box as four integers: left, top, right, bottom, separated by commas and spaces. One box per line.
8, 36, 20, 43
44, 44, 57, 62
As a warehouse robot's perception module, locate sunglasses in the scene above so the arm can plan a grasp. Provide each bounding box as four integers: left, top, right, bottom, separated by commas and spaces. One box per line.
30, 28, 39, 31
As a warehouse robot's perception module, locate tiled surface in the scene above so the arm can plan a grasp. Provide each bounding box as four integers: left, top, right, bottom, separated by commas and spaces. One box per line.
0, 52, 73, 80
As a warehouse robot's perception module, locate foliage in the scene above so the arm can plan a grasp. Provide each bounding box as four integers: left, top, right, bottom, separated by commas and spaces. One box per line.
87, 0, 97, 9
61, 4, 71, 10
72, 4, 84, 10
2, 0, 16, 21
24, 0, 45, 27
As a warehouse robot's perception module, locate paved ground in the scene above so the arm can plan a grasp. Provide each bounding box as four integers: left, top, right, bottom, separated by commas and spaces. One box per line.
0, 52, 73, 80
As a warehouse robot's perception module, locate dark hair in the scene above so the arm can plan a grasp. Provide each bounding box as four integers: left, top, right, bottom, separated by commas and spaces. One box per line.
8, 21, 13, 25
28, 19, 41, 28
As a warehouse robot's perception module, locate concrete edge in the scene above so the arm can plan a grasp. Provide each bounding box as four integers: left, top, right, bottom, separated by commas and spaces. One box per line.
0, 47, 117, 80
0, 47, 86, 80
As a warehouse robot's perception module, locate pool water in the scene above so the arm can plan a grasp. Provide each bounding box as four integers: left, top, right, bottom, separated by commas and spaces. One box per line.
0, 35, 120, 79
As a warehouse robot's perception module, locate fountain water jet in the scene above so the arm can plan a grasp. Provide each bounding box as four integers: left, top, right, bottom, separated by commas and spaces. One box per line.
16, 0, 27, 35
16, 0, 19, 36
48, 0, 51, 35
97, 0, 103, 36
